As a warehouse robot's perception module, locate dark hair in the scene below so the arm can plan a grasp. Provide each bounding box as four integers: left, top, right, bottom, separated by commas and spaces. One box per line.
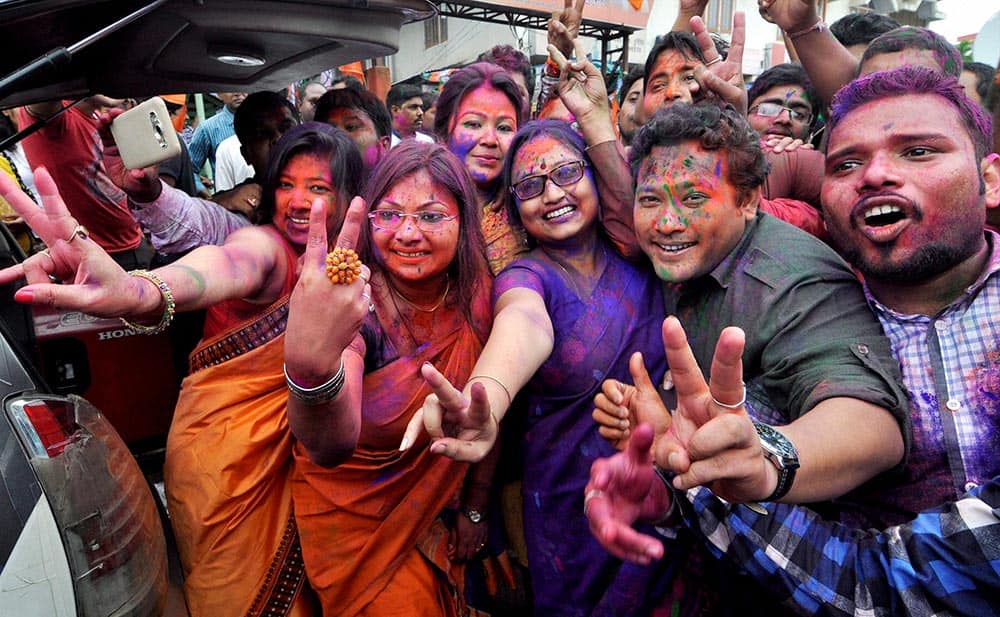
479, 44, 536, 101
421, 90, 439, 111
234, 91, 299, 144
433, 62, 526, 140
747, 63, 821, 132
618, 66, 645, 107
861, 26, 962, 78
830, 12, 901, 48
963, 61, 994, 103
500, 119, 590, 242
829, 66, 992, 162
359, 141, 489, 324
314, 88, 393, 138
386, 83, 424, 109
644, 31, 707, 89
331, 75, 365, 92
254, 122, 363, 225
630, 103, 769, 204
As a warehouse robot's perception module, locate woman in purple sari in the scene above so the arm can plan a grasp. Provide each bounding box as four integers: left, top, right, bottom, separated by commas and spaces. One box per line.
404, 120, 679, 615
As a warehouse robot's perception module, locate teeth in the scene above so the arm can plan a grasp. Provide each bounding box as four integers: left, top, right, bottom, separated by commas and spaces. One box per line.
396, 251, 427, 257
544, 206, 575, 220
290, 217, 309, 224
656, 242, 695, 253
864, 205, 902, 220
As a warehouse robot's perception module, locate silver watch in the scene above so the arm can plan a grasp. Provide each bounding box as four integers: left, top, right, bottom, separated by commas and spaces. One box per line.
753, 421, 799, 501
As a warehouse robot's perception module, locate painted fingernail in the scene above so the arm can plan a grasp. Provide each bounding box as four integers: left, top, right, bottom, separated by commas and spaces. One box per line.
14, 289, 33, 303
398, 437, 410, 451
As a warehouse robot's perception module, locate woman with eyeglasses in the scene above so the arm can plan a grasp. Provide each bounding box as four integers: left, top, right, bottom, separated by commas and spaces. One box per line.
285, 140, 493, 615
404, 120, 677, 615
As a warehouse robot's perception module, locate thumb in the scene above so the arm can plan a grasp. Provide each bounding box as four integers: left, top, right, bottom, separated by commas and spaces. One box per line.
628, 351, 657, 396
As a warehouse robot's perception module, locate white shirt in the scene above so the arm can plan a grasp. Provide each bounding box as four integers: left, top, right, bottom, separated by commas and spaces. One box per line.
213, 135, 254, 192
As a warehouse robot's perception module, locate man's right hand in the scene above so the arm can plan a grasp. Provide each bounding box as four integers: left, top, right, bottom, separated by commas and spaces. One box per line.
97, 109, 163, 203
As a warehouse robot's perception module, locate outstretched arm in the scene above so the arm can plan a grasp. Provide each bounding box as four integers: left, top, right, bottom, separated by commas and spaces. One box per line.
0, 168, 285, 319
401, 285, 554, 462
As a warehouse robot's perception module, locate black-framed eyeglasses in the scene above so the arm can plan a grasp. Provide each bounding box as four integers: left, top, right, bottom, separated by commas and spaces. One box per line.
750, 102, 812, 124
510, 160, 588, 201
367, 210, 458, 232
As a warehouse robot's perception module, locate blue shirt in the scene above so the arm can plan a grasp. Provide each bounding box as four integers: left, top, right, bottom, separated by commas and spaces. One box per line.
187, 105, 235, 174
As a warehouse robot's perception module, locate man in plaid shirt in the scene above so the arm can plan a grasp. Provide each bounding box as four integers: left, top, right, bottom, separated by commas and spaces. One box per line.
585, 66, 1000, 613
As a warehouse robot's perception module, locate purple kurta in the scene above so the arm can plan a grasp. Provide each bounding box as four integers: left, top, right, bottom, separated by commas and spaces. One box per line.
494, 240, 678, 616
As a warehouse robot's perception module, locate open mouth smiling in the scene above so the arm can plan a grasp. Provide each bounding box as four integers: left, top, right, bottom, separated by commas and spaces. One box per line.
544, 205, 576, 220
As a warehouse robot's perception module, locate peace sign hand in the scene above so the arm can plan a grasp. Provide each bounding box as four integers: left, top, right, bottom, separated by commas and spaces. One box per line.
0, 168, 142, 317
285, 196, 371, 383
400, 363, 498, 462
691, 12, 748, 114
654, 316, 771, 504
548, 0, 586, 58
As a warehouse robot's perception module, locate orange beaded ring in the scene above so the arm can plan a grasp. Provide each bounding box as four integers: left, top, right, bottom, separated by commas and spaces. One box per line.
325, 247, 363, 285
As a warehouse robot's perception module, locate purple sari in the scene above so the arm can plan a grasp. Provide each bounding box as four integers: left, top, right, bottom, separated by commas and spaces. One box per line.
493, 239, 681, 616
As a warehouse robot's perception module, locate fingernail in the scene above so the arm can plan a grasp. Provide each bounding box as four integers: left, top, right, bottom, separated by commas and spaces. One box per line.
430, 442, 444, 454
14, 289, 33, 303
398, 438, 410, 451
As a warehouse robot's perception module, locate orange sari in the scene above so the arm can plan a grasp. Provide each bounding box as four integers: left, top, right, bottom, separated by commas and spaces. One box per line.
292, 293, 490, 616
164, 230, 315, 617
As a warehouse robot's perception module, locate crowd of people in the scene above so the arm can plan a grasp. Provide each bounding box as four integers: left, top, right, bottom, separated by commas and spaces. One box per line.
0, 0, 998, 615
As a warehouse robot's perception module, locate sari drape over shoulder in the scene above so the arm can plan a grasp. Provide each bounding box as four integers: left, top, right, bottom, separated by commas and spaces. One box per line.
164, 228, 314, 617
292, 297, 489, 616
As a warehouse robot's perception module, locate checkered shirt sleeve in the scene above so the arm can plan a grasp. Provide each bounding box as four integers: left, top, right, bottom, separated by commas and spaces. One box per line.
679, 482, 1000, 616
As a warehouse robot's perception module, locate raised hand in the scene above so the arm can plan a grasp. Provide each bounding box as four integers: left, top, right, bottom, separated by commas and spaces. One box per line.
97, 109, 163, 203
0, 168, 143, 316
285, 195, 371, 383
548, 37, 611, 131
585, 423, 671, 565
593, 351, 671, 451
691, 12, 748, 114
399, 363, 498, 462
654, 316, 771, 504
756, 0, 820, 33
762, 135, 814, 153
548, 0, 586, 58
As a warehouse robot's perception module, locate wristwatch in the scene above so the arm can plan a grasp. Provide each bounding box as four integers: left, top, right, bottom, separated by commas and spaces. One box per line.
753, 421, 799, 501
462, 508, 484, 524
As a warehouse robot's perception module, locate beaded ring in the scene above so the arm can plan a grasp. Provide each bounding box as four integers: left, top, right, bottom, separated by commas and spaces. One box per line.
325, 247, 363, 285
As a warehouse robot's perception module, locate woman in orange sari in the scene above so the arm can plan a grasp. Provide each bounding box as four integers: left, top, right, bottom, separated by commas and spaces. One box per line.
0, 123, 365, 617
283, 141, 493, 615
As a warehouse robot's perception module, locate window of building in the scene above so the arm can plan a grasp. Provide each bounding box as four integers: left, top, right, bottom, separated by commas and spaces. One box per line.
424, 15, 447, 48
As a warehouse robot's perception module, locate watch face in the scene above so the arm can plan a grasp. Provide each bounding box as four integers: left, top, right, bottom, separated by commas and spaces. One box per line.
754, 422, 800, 468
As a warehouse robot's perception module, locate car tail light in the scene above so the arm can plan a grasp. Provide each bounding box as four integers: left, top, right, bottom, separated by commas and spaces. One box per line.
6, 395, 167, 616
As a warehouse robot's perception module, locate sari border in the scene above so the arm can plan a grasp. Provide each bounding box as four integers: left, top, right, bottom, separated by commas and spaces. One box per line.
245, 514, 307, 617
189, 299, 289, 373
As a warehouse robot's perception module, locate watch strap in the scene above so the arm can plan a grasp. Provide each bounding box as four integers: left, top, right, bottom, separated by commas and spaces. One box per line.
764, 465, 796, 501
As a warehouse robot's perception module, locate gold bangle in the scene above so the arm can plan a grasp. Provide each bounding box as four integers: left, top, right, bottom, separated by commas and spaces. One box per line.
468, 374, 513, 406
584, 138, 617, 152
119, 269, 175, 335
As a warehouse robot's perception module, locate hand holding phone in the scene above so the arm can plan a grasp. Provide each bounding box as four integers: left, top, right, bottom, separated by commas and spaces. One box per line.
109, 97, 182, 170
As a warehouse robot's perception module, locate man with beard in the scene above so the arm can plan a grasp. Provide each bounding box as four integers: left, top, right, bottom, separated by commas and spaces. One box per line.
586, 65, 1000, 614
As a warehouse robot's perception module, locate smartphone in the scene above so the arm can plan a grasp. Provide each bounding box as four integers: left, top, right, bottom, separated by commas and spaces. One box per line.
110, 96, 182, 169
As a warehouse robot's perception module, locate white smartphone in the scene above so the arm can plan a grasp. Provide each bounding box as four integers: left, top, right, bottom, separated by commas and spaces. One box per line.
110, 96, 182, 169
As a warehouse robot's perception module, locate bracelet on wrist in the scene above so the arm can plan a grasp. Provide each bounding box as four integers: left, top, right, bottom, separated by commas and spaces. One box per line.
119, 269, 175, 335
787, 19, 826, 39
468, 374, 512, 407
544, 57, 561, 77
285, 359, 346, 405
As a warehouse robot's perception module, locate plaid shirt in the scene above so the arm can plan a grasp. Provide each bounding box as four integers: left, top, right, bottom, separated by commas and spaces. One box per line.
187, 105, 235, 174
681, 480, 1000, 616
827, 232, 1000, 529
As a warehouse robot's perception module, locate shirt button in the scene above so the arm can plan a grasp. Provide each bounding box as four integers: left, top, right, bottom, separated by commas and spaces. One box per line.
934, 321, 947, 331
857, 344, 869, 355
964, 481, 979, 492
946, 399, 961, 411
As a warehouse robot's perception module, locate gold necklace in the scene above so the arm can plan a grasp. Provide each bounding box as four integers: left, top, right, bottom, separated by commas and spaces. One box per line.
390, 276, 450, 313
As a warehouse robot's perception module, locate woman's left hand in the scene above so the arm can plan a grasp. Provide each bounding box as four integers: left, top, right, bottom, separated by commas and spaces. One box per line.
285, 195, 371, 384
448, 511, 487, 562
548, 37, 611, 129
